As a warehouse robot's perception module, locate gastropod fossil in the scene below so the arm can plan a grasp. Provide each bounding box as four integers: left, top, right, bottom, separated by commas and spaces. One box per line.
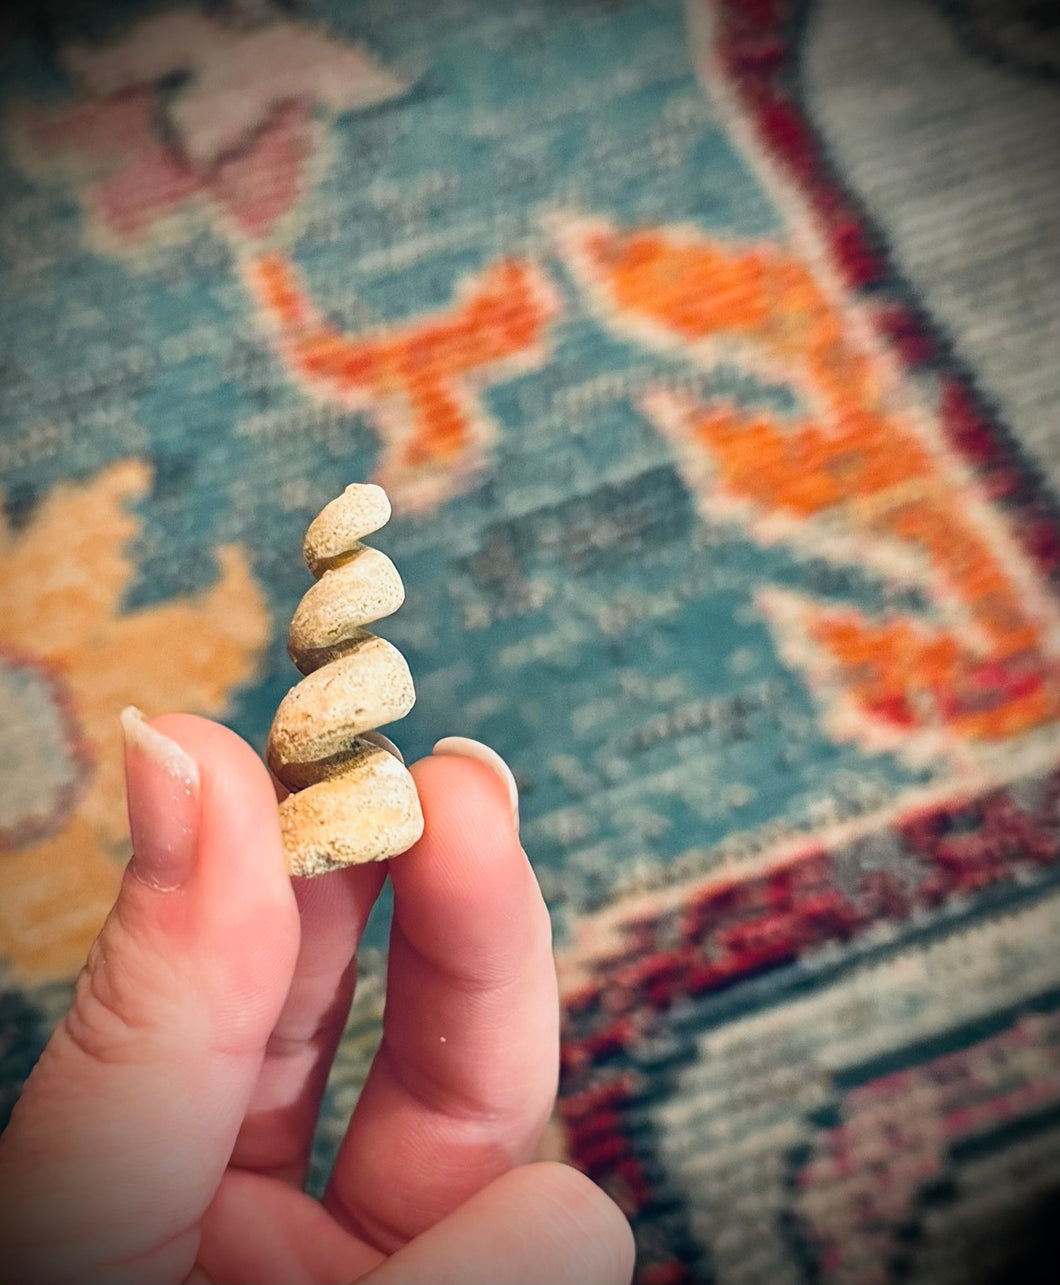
267, 484, 424, 876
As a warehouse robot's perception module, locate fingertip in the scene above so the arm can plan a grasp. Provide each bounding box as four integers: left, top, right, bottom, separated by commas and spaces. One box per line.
150, 713, 275, 807
406, 750, 521, 863
122, 708, 202, 891
150, 715, 288, 869
523, 1163, 637, 1284
404, 751, 521, 890
140, 713, 298, 969
431, 737, 519, 829
123, 706, 200, 786
354, 1162, 636, 1285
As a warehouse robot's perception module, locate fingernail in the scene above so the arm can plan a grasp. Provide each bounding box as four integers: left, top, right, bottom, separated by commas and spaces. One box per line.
432, 736, 519, 832
121, 707, 201, 890
360, 730, 404, 763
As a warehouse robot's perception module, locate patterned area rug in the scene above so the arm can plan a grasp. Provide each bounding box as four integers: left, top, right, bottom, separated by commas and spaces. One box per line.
2, 1, 1059, 1281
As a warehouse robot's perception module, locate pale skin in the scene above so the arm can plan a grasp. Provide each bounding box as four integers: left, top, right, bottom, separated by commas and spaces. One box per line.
0, 715, 634, 1284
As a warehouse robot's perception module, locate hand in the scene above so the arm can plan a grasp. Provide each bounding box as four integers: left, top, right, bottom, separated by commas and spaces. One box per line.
0, 713, 633, 1284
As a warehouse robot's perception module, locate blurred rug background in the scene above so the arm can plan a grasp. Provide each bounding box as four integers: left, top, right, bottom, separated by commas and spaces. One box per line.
2, 1, 1059, 1280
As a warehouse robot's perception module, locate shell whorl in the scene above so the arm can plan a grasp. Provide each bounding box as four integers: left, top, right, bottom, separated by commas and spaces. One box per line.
268, 484, 424, 876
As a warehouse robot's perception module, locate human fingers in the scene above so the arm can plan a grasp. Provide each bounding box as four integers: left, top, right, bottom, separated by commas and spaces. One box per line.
228, 861, 386, 1184
353, 1162, 635, 1285
196, 1168, 386, 1285
0, 712, 300, 1285
326, 746, 559, 1250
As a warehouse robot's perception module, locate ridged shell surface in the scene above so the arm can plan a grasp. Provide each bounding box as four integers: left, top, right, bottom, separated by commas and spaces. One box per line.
267, 484, 423, 875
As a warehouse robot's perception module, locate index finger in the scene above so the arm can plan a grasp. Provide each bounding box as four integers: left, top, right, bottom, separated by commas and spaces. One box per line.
324, 747, 559, 1251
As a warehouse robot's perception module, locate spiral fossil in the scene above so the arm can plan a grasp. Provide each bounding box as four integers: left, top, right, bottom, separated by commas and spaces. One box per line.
267, 484, 424, 876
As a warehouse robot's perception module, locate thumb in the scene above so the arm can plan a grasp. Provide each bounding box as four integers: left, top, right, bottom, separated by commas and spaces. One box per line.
0, 711, 300, 1285
355, 1163, 635, 1285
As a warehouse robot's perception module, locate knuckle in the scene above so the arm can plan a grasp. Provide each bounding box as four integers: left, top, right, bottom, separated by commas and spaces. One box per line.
60, 926, 164, 1067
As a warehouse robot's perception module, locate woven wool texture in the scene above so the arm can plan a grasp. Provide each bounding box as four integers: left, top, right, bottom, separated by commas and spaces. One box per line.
2, 1, 1059, 1281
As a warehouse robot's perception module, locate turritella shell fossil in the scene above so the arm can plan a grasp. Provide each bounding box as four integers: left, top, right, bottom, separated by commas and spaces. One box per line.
267, 484, 424, 876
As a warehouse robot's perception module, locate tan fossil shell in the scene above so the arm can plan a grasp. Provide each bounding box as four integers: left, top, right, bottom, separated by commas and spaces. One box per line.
267, 484, 424, 876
